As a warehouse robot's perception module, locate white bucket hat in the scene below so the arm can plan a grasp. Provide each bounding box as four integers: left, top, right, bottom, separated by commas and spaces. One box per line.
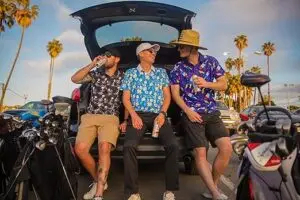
136, 43, 160, 56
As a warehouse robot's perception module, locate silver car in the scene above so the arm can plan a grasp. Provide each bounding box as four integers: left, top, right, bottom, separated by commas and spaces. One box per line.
216, 101, 241, 135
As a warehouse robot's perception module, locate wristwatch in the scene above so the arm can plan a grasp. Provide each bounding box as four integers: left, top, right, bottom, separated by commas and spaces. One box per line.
160, 111, 167, 118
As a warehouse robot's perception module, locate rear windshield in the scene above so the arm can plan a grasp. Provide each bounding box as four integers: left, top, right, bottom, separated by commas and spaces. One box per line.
95, 21, 178, 47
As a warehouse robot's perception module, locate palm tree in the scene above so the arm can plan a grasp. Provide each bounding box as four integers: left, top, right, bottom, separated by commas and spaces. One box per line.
262, 42, 275, 106
46, 39, 63, 100
121, 36, 142, 42
0, 0, 16, 33
250, 66, 262, 105
0, 0, 39, 111
225, 57, 234, 72
234, 34, 248, 111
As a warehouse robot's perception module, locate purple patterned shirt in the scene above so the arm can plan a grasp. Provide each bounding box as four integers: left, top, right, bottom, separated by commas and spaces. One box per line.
170, 53, 225, 114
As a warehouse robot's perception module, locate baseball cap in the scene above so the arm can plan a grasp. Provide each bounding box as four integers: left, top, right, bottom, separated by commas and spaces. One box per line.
136, 43, 160, 56
103, 48, 121, 58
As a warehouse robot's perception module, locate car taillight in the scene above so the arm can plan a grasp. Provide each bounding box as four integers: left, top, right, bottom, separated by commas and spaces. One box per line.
265, 155, 281, 167
72, 88, 80, 102
240, 113, 249, 121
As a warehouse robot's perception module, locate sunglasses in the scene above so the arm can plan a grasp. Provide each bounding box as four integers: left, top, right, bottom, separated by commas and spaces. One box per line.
144, 49, 157, 55
178, 45, 186, 50
101, 51, 112, 58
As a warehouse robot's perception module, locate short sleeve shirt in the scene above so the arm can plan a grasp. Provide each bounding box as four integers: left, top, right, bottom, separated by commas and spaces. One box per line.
120, 65, 169, 114
170, 54, 225, 114
87, 67, 124, 116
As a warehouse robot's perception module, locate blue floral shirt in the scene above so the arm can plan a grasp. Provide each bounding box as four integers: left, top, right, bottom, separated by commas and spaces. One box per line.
120, 65, 169, 114
170, 53, 225, 114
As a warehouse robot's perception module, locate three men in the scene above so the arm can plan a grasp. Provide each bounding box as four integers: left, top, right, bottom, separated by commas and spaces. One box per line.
121, 43, 179, 200
170, 29, 232, 200
71, 48, 126, 200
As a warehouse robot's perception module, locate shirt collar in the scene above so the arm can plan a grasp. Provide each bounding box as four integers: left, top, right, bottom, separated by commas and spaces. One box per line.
99, 67, 121, 77
137, 64, 156, 73
183, 52, 204, 68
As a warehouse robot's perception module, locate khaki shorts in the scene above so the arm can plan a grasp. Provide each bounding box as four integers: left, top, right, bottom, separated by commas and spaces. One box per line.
76, 114, 120, 150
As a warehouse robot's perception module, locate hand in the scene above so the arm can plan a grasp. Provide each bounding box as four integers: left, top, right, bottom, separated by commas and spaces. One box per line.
131, 113, 143, 130
154, 113, 165, 128
91, 55, 106, 67
193, 76, 209, 88
185, 108, 203, 123
119, 121, 128, 134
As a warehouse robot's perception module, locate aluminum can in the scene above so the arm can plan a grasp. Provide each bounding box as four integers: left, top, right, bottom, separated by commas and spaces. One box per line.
191, 75, 201, 92
96, 57, 107, 67
152, 121, 160, 138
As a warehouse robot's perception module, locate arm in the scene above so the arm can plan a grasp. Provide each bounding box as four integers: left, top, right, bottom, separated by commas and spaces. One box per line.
122, 90, 143, 129
170, 84, 202, 123
71, 55, 102, 84
160, 86, 171, 113
198, 75, 227, 91
119, 108, 130, 133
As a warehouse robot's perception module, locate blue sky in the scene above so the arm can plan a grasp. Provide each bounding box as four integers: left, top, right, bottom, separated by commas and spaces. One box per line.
0, 0, 300, 107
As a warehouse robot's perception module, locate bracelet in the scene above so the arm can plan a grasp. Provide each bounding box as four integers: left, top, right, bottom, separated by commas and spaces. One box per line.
160, 111, 167, 118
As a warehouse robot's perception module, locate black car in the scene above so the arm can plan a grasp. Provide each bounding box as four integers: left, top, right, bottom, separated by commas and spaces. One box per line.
69, 1, 198, 174
240, 105, 300, 121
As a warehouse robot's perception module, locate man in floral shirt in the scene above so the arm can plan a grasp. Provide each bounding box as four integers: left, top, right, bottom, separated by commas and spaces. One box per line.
170, 30, 232, 200
121, 43, 179, 200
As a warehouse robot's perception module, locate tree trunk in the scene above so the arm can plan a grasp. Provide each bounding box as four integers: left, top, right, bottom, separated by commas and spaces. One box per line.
253, 88, 257, 105
267, 56, 271, 105
238, 50, 242, 112
0, 28, 25, 112
47, 58, 54, 100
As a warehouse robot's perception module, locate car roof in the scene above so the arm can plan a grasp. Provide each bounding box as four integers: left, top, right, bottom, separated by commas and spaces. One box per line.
71, 1, 196, 66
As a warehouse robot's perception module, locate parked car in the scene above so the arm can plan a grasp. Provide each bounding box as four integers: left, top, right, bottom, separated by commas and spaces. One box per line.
69, 1, 200, 174
216, 101, 240, 135
240, 105, 299, 121
294, 109, 300, 115
4, 101, 48, 118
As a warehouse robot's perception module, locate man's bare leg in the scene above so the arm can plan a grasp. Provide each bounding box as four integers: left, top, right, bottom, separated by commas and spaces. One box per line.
212, 137, 232, 185
75, 142, 97, 180
194, 147, 221, 199
94, 142, 111, 197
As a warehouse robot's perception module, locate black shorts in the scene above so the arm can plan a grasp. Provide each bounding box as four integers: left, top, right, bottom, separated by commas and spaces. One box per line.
181, 110, 229, 149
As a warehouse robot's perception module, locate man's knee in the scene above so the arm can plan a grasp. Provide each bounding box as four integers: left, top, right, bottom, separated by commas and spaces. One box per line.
98, 142, 112, 156
218, 141, 233, 156
194, 147, 207, 161
74, 143, 89, 157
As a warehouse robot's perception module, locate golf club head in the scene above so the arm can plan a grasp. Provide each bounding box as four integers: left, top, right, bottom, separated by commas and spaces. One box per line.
36, 140, 46, 151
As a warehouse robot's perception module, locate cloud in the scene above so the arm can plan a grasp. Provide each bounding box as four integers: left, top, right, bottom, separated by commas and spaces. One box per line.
23, 51, 90, 72
56, 29, 84, 47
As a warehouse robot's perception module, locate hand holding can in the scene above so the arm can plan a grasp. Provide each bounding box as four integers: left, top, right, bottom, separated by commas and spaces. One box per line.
192, 75, 201, 92
152, 121, 160, 138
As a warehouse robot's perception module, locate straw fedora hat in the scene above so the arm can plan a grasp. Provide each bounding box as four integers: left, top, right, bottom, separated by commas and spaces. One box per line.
171, 29, 207, 50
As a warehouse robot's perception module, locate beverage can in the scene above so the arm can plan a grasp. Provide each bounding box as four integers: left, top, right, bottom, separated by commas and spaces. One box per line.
152, 121, 160, 138
191, 75, 201, 92
96, 57, 107, 67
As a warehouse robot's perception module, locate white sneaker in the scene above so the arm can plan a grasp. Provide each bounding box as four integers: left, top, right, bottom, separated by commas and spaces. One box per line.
163, 192, 175, 200
83, 182, 108, 200
128, 193, 141, 200
93, 197, 104, 200
202, 189, 228, 200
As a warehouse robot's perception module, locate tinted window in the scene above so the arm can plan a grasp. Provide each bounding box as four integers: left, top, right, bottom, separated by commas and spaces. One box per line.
95, 21, 178, 47
20, 102, 35, 109
216, 101, 228, 110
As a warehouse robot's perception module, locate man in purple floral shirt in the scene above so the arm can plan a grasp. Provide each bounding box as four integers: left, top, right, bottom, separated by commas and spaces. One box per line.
170, 30, 232, 200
